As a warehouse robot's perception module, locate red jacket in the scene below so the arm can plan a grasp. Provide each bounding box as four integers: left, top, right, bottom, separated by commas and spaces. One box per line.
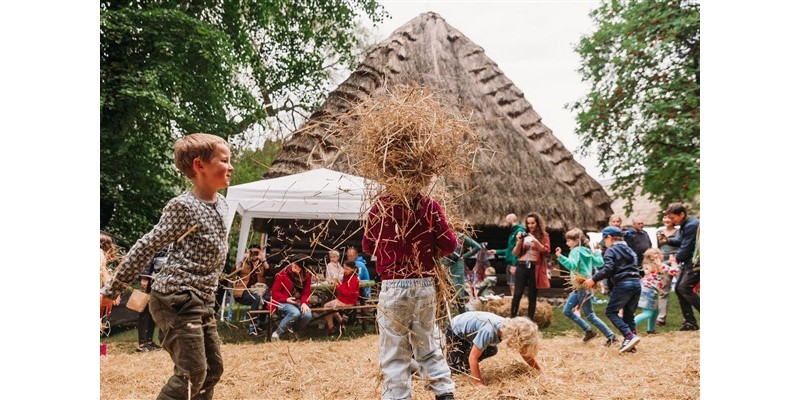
362, 195, 457, 280
268, 266, 312, 312
336, 271, 360, 305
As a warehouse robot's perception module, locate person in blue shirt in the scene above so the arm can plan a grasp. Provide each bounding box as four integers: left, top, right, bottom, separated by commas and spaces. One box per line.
446, 311, 542, 386
346, 247, 371, 300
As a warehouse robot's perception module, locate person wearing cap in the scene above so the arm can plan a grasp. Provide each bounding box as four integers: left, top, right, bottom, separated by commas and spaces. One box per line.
268, 255, 313, 341
583, 226, 642, 354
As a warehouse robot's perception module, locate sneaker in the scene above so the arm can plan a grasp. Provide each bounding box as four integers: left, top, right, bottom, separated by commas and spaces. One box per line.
604, 337, 619, 347
656, 319, 666, 327
679, 322, 699, 331
249, 325, 258, 336
271, 332, 281, 341
618, 335, 640, 353
582, 330, 598, 343
435, 393, 455, 400
147, 342, 161, 350
135, 344, 150, 353
646, 330, 658, 335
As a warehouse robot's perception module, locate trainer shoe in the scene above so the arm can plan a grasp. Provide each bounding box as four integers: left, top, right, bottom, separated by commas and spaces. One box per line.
605, 337, 619, 347
679, 322, 699, 331
435, 393, 455, 400
582, 330, 598, 342
271, 332, 281, 341
656, 319, 666, 327
618, 335, 640, 353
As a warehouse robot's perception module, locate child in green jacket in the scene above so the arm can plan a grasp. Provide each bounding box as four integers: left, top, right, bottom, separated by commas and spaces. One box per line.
555, 228, 616, 345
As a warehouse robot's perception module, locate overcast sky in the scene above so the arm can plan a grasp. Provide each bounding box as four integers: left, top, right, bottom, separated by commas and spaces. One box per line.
372, 0, 603, 179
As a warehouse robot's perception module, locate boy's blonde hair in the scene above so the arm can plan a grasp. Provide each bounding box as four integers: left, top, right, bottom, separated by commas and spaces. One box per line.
642, 248, 663, 274
329, 249, 340, 259
501, 317, 540, 358
174, 133, 228, 179
485, 266, 496, 276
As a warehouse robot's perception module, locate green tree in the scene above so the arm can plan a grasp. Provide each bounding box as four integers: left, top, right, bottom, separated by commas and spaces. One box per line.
569, 0, 700, 212
101, 0, 386, 244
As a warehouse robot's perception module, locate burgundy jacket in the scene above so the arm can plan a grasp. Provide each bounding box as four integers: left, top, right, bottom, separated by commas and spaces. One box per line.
362, 195, 457, 280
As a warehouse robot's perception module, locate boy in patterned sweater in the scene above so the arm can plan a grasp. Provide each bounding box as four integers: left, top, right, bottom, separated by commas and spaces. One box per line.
100, 133, 233, 399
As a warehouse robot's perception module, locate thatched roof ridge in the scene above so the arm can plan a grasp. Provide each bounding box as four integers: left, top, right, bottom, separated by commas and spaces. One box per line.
266, 12, 612, 231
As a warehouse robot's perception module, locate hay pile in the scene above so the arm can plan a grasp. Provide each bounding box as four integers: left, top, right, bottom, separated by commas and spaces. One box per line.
100, 331, 699, 399
474, 297, 553, 329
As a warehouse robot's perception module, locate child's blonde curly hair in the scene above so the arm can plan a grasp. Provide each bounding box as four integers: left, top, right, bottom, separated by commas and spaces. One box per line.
500, 317, 540, 358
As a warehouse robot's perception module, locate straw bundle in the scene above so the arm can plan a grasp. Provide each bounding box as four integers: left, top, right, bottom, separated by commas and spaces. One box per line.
342, 83, 479, 202
101, 332, 699, 399
568, 274, 588, 292
475, 297, 553, 329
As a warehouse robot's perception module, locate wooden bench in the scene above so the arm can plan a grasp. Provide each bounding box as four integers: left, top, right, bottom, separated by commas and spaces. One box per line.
249, 303, 378, 341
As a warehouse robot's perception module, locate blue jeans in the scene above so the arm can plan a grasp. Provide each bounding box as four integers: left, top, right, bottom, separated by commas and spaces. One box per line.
377, 278, 454, 399
563, 289, 615, 339
605, 279, 641, 338
274, 302, 312, 336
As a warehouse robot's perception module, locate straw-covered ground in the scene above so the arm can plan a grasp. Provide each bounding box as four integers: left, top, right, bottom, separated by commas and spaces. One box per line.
100, 330, 698, 399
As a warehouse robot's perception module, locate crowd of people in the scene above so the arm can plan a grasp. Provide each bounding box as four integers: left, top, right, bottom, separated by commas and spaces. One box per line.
99, 132, 700, 399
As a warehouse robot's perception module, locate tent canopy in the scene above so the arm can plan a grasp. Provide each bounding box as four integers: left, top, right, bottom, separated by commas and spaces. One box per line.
225, 168, 374, 262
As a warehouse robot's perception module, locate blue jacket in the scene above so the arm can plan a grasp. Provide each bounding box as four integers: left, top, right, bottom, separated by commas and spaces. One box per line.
592, 242, 640, 285
667, 215, 699, 270
355, 255, 372, 299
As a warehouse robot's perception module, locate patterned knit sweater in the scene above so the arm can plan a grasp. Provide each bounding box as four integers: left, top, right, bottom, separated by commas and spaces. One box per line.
100, 191, 229, 304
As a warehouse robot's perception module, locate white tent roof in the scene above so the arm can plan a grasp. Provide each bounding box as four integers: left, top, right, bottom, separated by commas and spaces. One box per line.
224, 168, 374, 262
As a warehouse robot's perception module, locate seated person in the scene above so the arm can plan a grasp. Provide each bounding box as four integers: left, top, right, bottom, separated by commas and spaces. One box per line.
326, 249, 344, 283
474, 267, 498, 297
446, 311, 542, 386
323, 260, 360, 335
232, 244, 270, 335
269, 254, 313, 341
345, 246, 371, 300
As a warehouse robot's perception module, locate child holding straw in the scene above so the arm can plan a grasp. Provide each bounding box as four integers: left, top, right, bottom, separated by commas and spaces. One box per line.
555, 228, 616, 345
583, 226, 642, 354
101, 133, 233, 398
446, 311, 542, 386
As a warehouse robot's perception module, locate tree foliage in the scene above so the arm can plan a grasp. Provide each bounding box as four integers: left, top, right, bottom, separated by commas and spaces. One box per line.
100, 0, 386, 244
569, 0, 700, 212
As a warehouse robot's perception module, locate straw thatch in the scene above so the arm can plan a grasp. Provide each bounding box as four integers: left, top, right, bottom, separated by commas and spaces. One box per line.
265, 12, 612, 232
100, 331, 699, 399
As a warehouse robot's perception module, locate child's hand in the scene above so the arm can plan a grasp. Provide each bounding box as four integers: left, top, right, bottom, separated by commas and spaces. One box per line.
554, 247, 562, 257
583, 278, 595, 289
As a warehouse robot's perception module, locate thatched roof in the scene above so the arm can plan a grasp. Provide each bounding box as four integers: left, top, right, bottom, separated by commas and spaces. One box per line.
601, 179, 664, 227
265, 12, 612, 231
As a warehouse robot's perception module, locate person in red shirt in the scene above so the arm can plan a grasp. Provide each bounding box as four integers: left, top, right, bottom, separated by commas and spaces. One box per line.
363, 193, 458, 400
323, 260, 360, 336
268, 254, 313, 341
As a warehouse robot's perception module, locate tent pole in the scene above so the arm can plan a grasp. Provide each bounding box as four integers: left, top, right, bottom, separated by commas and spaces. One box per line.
236, 215, 253, 264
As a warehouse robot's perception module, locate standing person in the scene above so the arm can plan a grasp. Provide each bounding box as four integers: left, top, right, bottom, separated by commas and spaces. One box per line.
363, 193, 458, 400
489, 214, 526, 295
325, 249, 344, 283
555, 229, 616, 345
136, 249, 167, 352
664, 203, 700, 331
323, 260, 360, 336
655, 215, 680, 326
510, 212, 551, 321
345, 246, 371, 300
445, 312, 542, 386
625, 218, 653, 271
232, 244, 270, 335
268, 254, 313, 341
633, 248, 667, 334
441, 232, 481, 312
583, 226, 642, 354
100, 133, 233, 399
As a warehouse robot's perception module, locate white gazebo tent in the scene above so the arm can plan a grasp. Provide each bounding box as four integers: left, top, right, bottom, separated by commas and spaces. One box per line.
225, 168, 374, 263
